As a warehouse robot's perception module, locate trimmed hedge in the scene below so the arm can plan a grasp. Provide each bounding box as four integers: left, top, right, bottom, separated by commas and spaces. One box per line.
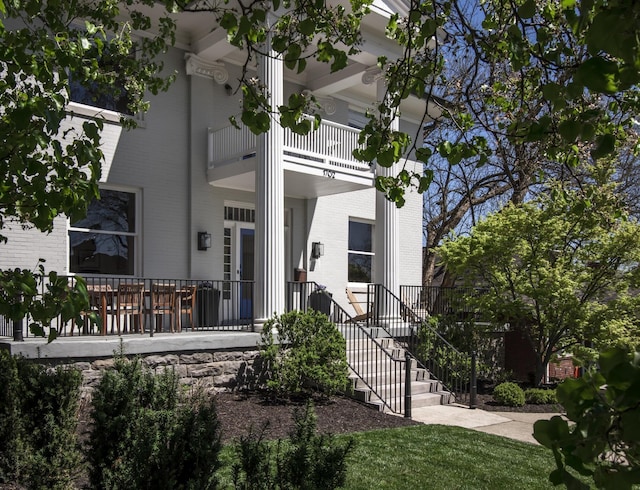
260, 310, 349, 397
0, 351, 82, 489
87, 357, 222, 490
492, 382, 525, 407
524, 388, 557, 405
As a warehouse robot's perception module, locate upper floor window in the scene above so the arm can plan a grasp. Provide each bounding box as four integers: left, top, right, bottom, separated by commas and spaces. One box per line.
348, 220, 374, 283
68, 45, 133, 114
69, 188, 138, 275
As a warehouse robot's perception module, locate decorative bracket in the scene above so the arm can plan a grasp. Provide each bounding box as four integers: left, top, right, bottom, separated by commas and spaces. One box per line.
184, 53, 229, 84
301, 90, 337, 115
361, 66, 384, 85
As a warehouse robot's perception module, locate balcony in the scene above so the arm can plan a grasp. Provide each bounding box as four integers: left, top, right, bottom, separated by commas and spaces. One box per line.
207, 118, 375, 198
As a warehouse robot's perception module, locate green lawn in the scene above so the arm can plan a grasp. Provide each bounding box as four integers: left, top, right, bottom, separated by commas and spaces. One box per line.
343, 425, 560, 490
217, 424, 571, 489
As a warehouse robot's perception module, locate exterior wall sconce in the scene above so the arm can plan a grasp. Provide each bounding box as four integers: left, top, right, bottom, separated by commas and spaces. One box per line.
311, 241, 324, 259
198, 232, 212, 251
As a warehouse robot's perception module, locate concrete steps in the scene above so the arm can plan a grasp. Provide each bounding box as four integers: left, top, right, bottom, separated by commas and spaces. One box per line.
343, 329, 454, 414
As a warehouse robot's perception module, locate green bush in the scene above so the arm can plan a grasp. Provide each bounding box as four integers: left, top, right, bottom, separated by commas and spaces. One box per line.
260, 310, 349, 397
87, 357, 222, 489
524, 388, 557, 405
0, 351, 24, 483
0, 351, 82, 489
232, 401, 355, 489
534, 348, 640, 489
493, 382, 525, 407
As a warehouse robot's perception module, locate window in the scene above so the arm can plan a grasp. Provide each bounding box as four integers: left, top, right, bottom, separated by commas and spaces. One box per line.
223, 227, 232, 300
348, 220, 374, 283
69, 189, 138, 275
69, 44, 134, 114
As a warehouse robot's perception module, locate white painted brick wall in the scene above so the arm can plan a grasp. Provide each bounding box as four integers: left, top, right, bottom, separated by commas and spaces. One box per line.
0, 216, 68, 272
305, 184, 422, 314
1, 45, 423, 303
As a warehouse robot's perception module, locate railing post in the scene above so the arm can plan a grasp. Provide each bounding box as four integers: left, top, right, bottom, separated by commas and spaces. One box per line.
13, 317, 23, 341
470, 350, 477, 409
405, 351, 412, 418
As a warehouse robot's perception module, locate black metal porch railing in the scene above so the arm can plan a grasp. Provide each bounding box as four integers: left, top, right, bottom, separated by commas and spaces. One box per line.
399, 285, 488, 321
286, 281, 411, 414
1, 276, 255, 339
370, 284, 477, 406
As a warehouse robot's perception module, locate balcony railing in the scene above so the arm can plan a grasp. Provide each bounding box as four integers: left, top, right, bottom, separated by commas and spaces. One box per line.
1, 276, 255, 339
208, 117, 372, 175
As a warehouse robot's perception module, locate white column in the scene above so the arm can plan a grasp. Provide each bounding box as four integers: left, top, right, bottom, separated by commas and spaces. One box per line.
254, 26, 285, 328
373, 77, 400, 298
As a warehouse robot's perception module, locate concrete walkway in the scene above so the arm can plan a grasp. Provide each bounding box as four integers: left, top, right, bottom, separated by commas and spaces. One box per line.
410, 405, 564, 445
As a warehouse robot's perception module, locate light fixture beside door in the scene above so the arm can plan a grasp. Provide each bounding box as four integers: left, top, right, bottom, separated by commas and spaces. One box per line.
311, 241, 324, 259
198, 232, 212, 251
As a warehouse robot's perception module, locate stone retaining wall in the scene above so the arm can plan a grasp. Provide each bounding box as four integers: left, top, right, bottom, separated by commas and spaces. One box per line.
48, 349, 263, 392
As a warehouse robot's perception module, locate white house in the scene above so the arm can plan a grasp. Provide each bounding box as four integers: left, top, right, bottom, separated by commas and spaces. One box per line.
0, 0, 426, 333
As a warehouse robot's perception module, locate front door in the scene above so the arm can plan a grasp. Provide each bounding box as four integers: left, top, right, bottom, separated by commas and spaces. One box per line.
239, 228, 254, 319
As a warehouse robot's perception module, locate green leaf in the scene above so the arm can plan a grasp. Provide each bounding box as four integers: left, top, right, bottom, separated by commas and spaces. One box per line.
558, 120, 581, 142
299, 18, 315, 36
533, 416, 571, 448
518, 0, 537, 19
575, 57, 620, 94
591, 133, 616, 159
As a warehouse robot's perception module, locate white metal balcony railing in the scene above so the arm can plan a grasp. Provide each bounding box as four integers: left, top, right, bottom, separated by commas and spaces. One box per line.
208, 117, 372, 175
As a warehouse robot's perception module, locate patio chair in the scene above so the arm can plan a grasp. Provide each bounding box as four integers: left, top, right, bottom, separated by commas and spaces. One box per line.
148, 283, 177, 333
70, 283, 114, 336
177, 284, 197, 331
345, 288, 371, 322
115, 283, 145, 334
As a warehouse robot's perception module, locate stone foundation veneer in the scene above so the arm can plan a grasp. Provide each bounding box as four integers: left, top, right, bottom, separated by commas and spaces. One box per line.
41, 349, 262, 392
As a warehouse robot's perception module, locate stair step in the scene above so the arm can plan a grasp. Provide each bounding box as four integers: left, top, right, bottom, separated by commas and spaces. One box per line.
342, 321, 455, 413
409, 392, 449, 408
351, 378, 442, 396
349, 368, 432, 385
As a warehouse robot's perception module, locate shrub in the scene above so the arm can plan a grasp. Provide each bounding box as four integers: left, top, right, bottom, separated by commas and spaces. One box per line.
87, 357, 222, 489
232, 401, 355, 490
0, 351, 82, 489
0, 351, 24, 483
260, 310, 349, 397
534, 348, 640, 489
524, 388, 557, 405
493, 382, 525, 407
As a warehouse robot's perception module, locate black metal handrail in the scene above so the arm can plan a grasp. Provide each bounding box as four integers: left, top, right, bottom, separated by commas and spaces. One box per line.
370, 284, 477, 406
285, 281, 410, 414
1, 276, 255, 339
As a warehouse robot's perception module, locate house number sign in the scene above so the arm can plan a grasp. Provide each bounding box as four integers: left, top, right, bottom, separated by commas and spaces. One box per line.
323, 169, 336, 178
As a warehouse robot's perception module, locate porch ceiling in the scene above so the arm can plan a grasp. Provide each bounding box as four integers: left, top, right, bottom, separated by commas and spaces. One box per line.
207, 157, 374, 198
134, 1, 435, 124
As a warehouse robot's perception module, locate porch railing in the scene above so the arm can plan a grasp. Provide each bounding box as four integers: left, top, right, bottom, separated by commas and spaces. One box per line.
400, 285, 489, 321
209, 118, 371, 174
1, 276, 255, 339
370, 284, 477, 406
286, 281, 411, 414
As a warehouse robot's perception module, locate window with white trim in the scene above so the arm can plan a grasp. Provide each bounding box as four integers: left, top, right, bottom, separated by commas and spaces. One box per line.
348, 220, 374, 283
69, 188, 138, 275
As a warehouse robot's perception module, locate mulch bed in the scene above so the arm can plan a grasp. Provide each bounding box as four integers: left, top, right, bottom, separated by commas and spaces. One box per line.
0, 391, 562, 489
215, 391, 421, 443
472, 393, 564, 414
213, 391, 563, 443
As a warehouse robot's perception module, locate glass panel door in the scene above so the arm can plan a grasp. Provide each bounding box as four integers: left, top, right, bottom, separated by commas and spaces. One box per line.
239, 228, 254, 319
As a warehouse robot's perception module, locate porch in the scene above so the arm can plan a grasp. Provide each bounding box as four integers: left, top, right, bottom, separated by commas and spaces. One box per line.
1, 280, 481, 415
207, 118, 375, 197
